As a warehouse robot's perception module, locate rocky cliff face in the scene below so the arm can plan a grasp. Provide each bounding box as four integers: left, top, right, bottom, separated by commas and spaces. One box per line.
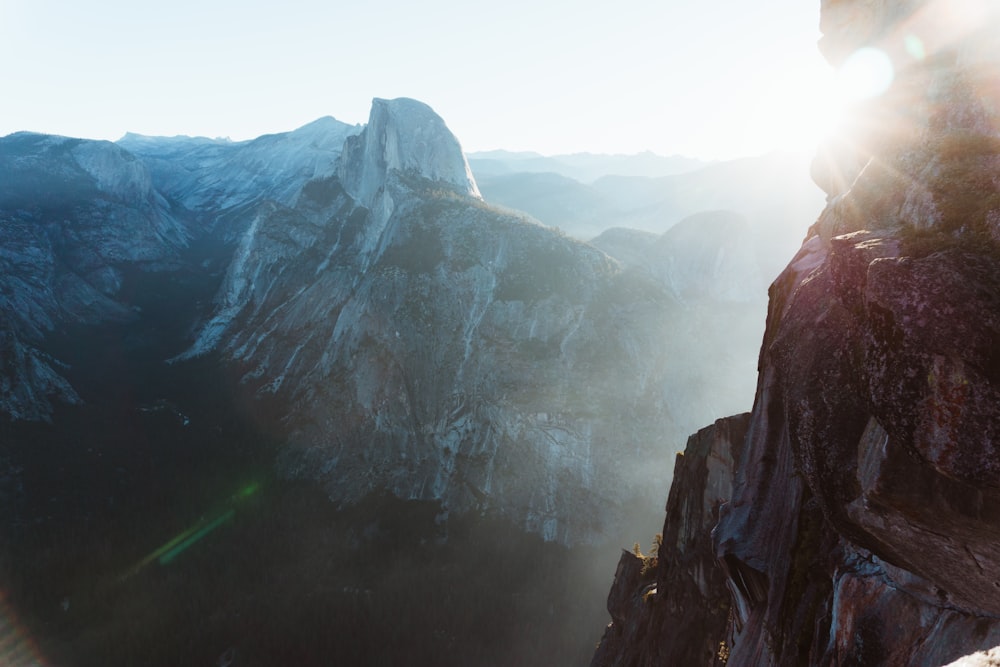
1, 115, 363, 422
592, 414, 749, 666
337, 97, 481, 212
182, 98, 758, 544
595, 0, 1000, 664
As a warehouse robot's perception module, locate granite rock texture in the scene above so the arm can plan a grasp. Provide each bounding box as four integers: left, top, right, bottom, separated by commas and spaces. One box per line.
595, 0, 1000, 663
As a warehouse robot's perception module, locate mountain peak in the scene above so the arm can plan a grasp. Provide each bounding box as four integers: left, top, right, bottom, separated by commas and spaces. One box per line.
287, 115, 359, 138
337, 97, 481, 210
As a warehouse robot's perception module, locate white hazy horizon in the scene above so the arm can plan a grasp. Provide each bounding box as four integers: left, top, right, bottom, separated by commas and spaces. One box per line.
0, 0, 834, 161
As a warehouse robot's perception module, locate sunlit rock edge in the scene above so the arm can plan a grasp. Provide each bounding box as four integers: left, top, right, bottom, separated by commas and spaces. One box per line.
593, 0, 1000, 664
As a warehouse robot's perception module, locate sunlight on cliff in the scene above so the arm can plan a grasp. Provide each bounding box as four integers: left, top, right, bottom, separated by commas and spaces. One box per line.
812, 0, 1000, 200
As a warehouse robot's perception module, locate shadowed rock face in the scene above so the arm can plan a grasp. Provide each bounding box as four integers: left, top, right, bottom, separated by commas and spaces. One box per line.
592, 414, 749, 667
719, 0, 1000, 660
595, 0, 1000, 664
0, 133, 189, 420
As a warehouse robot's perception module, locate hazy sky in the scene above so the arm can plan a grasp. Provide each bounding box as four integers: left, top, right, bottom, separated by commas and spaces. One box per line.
0, 0, 834, 160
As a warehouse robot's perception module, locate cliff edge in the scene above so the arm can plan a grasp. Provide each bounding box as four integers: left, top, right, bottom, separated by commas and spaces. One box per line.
594, 0, 1000, 664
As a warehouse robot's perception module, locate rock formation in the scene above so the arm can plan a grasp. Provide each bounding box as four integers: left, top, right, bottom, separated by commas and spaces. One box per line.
337, 97, 481, 213
594, 0, 1000, 664
181, 98, 756, 544
592, 414, 749, 666
1, 97, 770, 545
0, 133, 188, 420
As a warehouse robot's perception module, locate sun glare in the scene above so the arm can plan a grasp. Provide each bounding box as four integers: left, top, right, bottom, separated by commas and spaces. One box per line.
732, 56, 843, 157
763, 45, 902, 157
837, 48, 896, 102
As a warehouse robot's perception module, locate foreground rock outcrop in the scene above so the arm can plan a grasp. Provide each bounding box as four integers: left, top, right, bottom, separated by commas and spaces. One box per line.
595, 0, 1000, 663
593, 414, 748, 666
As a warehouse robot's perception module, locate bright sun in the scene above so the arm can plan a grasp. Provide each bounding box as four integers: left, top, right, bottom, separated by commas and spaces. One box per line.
837, 48, 896, 101
738, 44, 900, 158
758, 0, 1000, 159
735, 61, 841, 156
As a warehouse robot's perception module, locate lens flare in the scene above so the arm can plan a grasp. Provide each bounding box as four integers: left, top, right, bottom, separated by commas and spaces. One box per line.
0, 590, 49, 666
158, 510, 236, 565
837, 47, 895, 101
904, 34, 927, 61
124, 481, 261, 578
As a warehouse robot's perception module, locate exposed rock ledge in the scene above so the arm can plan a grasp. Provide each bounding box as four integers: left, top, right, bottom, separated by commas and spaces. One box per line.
593, 0, 1000, 664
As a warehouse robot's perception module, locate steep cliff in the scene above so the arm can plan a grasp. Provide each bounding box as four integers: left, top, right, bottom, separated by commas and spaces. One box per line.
182, 98, 755, 544
595, 0, 1000, 664
593, 414, 749, 666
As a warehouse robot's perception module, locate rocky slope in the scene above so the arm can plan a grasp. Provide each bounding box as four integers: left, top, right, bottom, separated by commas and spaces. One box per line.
118, 116, 362, 240
0, 133, 189, 420
594, 0, 1000, 664
179, 97, 759, 544
1, 97, 771, 546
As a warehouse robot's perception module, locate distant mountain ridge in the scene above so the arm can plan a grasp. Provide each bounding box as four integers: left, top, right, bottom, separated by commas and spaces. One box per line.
118, 116, 363, 240
472, 150, 825, 283
466, 149, 707, 183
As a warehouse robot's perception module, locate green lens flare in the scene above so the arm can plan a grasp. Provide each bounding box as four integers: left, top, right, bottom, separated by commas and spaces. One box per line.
905, 34, 926, 61
124, 481, 260, 577
158, 510, 236, 565
235, 482, 260, 500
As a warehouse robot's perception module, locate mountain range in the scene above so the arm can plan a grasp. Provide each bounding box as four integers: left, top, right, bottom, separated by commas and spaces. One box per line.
471, 150, 825, 284
0, 97, 796, 549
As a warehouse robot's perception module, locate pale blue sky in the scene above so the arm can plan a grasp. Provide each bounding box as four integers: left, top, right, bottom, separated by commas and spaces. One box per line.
0, 0, 833, 159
